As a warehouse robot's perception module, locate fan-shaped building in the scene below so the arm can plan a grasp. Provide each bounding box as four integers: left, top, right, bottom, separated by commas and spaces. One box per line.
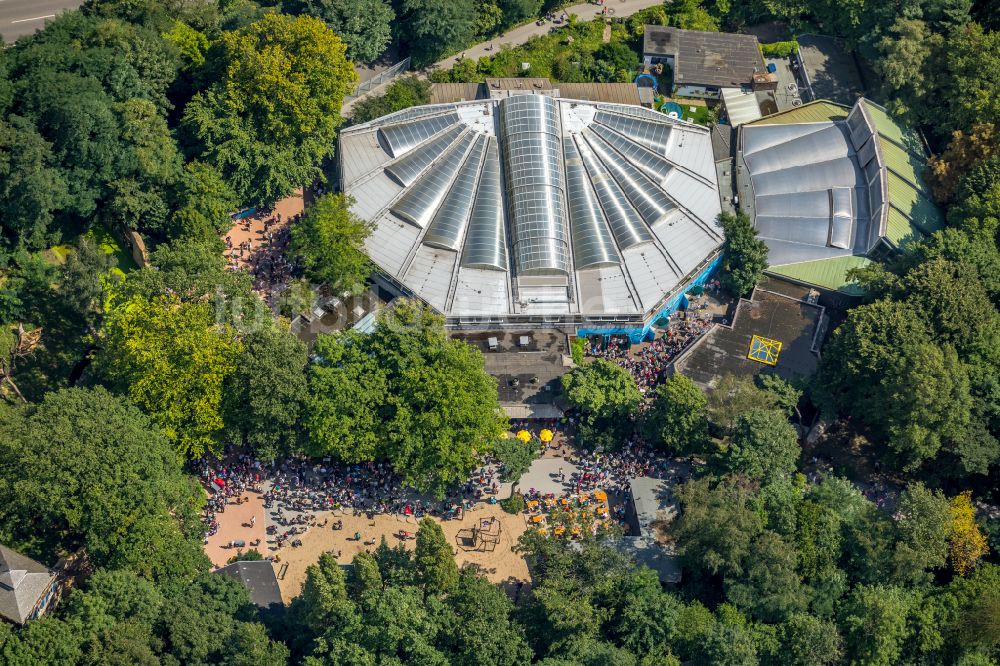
338, 95, 723, 333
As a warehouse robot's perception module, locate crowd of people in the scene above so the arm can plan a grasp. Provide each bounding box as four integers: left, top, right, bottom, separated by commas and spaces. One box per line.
224, 209, 301, 302
568, 439, 683, 496
197, 451, 504, 552
586, 314, 713, 392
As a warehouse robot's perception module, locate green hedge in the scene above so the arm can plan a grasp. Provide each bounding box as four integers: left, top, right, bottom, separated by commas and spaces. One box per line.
570, 337, 585, 365
760, 40, 799, 58
501, 492, 526, 514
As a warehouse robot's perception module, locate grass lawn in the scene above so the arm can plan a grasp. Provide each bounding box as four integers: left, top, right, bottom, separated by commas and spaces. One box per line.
683, 104, 712, 125
44, 225, 137, 277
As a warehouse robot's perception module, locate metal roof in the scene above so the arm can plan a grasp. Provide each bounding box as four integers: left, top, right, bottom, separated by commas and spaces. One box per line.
378, 112, 462, 158
720, 88, 763, 126
423, 134, 489, 249
739, 97, 942, 291
339, 97, 723, 322
500, 95, 571, 276
461, 139, 508, 271
746, 100, 849, 125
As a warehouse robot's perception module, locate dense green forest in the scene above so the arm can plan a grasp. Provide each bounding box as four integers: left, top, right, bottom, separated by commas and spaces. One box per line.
0, 0, 998, 662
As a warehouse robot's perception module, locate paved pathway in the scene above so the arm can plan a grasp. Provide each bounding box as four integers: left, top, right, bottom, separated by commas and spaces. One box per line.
343, 0, 664, 115
519, 456, 581, 496
204, 491, 267, 568
431, 0, 665, 71
0, 0, 80, 43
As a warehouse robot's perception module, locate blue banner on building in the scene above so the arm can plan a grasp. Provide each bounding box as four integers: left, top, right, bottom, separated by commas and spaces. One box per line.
575, 254, 722, 344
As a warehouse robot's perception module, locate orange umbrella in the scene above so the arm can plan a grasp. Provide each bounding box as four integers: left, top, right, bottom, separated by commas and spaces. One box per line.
594, 490, 608, 502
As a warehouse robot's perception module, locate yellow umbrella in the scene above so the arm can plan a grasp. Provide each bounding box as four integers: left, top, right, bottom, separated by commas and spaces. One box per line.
516, 430, 532, 443
539, 429, 554, 443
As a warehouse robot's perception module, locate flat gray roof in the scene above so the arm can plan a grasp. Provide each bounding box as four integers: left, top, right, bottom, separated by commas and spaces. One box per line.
673, 288, 824, 388
623, 477, 681, 583
643, 26, 765, 88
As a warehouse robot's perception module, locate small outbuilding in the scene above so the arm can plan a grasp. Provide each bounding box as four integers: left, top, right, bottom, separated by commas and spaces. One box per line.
215, 560, 284, 616
720, 88, 763, 127
618, 477, 681, 584
0, 544, 60, 625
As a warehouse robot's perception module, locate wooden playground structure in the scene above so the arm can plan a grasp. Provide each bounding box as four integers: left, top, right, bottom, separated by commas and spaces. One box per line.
455, 516, 503, 552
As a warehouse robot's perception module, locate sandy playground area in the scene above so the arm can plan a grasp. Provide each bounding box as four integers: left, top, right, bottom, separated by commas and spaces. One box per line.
204, 492, 267, 568
270, 503, 530, 603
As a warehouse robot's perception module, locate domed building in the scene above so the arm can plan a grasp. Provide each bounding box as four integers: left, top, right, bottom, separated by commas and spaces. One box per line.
337, 94, 723, 338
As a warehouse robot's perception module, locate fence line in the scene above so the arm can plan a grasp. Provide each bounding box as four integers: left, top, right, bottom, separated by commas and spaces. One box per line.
346, 57, 411, 101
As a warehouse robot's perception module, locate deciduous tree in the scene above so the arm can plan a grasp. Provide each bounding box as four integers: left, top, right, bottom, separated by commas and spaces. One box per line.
839, 584, 917, 666
305, 300, 506, 495
99, 292, 242, 458
561, 359, 642, 424
0, 116, 69, 250
293, 0, 394, 62
780, 613, 843, 666
415, 518, 458, 594
948, 491, 989, 575
289, 193, 372, 294
223, 323, 308, 460
719, 408, 799, 482
644, 373, 710, 455
183, 14, 357, 204
890, 482, 952, 584
401, 0, 477, 66
719, 211, 768, 296
0, 387, 207, 579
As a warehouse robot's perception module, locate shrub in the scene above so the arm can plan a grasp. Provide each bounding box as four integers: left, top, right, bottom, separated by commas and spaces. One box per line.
570, 337, 585, 365
761, 40, 799, 58
227, 548, 264, 564
493, 438, 536, 482
350, 76, 431, 123
501, 492, 526, 514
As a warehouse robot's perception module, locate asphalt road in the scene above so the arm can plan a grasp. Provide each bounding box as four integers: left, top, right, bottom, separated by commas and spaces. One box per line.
0, 0, 81, 44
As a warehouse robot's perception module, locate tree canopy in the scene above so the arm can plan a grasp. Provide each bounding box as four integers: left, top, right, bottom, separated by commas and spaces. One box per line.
304, 300, 507, 496
719, 211, 768, 296
183, 14, 356, 205
288, 193, 372, 294
644, 373, 710, 455
0, 387, 206, 579
98, 291, 243, 459
291, 0, 395, 63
